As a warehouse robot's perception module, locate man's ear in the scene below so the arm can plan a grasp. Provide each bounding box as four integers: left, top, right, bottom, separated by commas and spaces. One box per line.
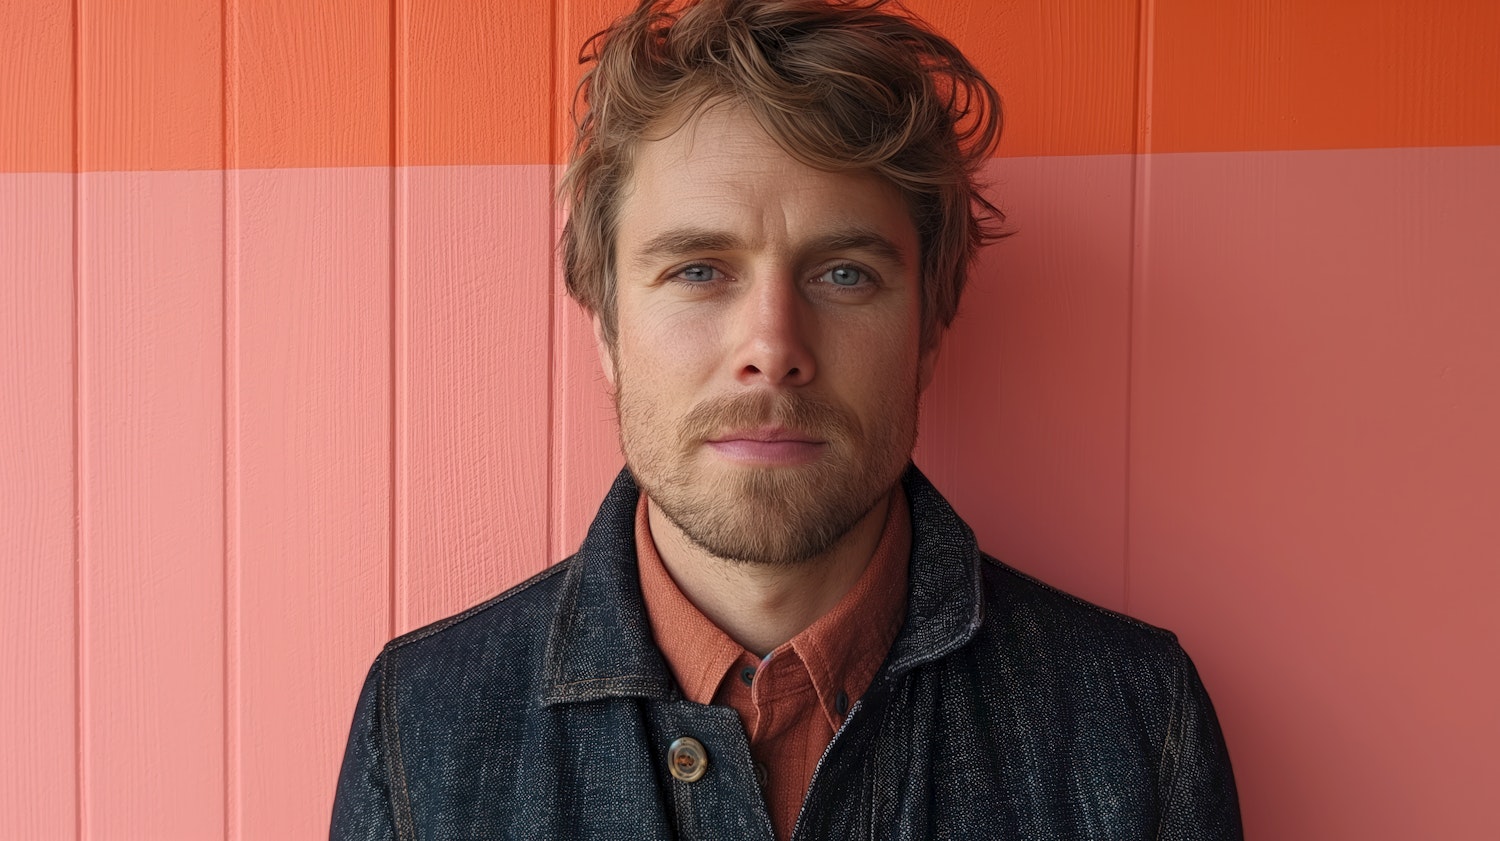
917, 334, 942, 393
591, 311, 618, 389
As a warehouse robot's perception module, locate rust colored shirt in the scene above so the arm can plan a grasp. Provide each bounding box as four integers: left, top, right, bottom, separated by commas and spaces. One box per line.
636, 487, 911, 841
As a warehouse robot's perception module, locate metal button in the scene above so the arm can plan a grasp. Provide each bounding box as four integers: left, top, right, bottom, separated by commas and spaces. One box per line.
668, 736, 709, 783
740, 665, 756, 686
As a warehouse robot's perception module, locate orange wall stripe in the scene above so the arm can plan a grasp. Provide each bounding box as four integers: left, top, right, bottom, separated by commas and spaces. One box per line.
5, 0, 1499, 173
1148, 0, 1500, 153
78, 0, 223, 172
231, 0, 391, 170
400, 0, 553, 167
0, 0, 73, 173
913, 0, 1141, 157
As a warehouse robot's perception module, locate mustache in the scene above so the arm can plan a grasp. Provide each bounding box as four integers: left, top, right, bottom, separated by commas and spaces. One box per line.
680, 392, 855, 446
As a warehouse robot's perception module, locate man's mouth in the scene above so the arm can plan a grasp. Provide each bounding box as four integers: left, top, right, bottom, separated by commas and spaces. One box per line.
705, 427, 827, 464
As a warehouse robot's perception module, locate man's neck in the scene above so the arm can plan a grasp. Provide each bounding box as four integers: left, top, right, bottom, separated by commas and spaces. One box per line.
645, 492, 893, 656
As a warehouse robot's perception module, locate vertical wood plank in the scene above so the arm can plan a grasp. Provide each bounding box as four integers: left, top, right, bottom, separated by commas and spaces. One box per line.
0, 174, 77, 841
397, 1, 556, 630
909, 0, 1140, 157
226, 1, 392, 838
0, 4, 75, 837
913, 0, 1140, 610
1147, 0, 1500, 153
917, 156, 1135, 611
77, 1, 224, 837
552, 0, 631, 556
0, 0, 74, 173
1128, 145, 1500, 841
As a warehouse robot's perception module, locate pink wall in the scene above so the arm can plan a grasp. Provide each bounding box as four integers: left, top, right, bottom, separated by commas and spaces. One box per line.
2, 1, 1498, 838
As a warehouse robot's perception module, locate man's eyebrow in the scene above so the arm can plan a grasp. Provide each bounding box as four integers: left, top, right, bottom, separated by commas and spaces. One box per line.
628, 226, 910, 268
630, 229, 743, 268
801, 229, 909, 267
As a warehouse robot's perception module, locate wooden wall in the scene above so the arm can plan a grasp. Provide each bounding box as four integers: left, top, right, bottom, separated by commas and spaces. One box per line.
2, 0, 1497, 837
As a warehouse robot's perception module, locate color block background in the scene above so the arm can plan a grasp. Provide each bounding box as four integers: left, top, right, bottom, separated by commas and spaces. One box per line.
2, 1, 1497, 838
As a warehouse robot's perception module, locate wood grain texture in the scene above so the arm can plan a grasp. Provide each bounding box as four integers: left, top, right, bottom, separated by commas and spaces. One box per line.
78, 169, 225, 839
911, 0, 1140, 157
229, 0, 391, 170
77, 0, 223, 172
1128, 146, 1500, 840
917, 156, 1134, 611
0, 174, 77, 840
225, 4, 392, 836
396, 165, 555, 631
552, 296, 626, 560
227, 167, 393, 841
400, 0, 553, 167
552, 0, 633, 558
77, 2, 224, 835
1149, 0, 1500, 152
393, 3, 557, 631
0, 0, 73, 173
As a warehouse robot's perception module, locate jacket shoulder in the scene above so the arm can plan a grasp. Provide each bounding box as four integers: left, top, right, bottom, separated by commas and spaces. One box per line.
376, 556, 577, 702
978, 553, 1180, 648
971, 553, 1193, 718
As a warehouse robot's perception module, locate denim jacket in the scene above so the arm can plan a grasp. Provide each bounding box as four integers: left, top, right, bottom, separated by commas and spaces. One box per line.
332, 466, 1242, 840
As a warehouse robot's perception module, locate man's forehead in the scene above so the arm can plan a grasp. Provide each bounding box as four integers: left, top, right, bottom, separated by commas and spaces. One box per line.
619, 105, 914, 236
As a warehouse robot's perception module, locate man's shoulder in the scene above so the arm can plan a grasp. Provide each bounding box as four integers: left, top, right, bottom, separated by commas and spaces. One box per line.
978, 554, 1177, 643
372, 555, 578, 698
971, 554, 1189, 682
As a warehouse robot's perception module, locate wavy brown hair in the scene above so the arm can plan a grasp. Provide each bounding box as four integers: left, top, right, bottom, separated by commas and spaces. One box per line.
559, 0, 1004, 349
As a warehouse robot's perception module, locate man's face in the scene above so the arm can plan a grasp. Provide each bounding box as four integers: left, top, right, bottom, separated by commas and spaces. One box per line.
598, 102, 937, 566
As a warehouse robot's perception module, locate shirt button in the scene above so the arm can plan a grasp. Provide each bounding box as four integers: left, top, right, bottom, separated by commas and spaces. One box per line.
835, 690, 849, 716
753, 761, 768, 788
740, 666, 756, 686
667, 737, 709, 783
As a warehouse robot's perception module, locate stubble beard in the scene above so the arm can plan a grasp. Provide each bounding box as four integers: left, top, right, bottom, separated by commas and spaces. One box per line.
614, 373, 920, 567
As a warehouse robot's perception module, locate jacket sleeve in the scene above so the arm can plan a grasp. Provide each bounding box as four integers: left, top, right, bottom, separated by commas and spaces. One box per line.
331, 652, 401, 841
1156, 644, 1244, 841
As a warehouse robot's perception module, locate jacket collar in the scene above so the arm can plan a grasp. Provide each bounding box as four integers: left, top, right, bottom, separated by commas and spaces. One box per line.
540, 464, 983, 706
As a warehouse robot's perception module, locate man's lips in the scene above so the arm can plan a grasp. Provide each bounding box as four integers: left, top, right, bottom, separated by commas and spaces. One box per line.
704, 428, 826, 464
706, 427, 822, 445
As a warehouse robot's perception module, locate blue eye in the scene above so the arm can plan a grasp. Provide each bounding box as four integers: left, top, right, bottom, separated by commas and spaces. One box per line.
822, 266, 867, 287
675, 264, 720, 283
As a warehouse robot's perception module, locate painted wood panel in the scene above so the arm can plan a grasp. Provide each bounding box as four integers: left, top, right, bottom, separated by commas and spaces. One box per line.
228, 167, 394, 841
1128, 145, 1500, 840
0, 173, 77, 840
551, 0, 640, 556
396, 4, 556, 630
912, 0, 1140, 157
1148, 0, 1500, 152
76, 0, 225, 835
78, 169, 226, 838
225, 4, 393, 837
917, 155, 1135, 611
0, 0, 73, 173
0, 4, 76, 836
399, 0, 553, 167
396, 165, 556, 629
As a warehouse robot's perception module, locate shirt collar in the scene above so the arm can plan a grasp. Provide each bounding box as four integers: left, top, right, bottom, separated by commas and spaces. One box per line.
541, 465, 981, 706
636, 484, 911, 725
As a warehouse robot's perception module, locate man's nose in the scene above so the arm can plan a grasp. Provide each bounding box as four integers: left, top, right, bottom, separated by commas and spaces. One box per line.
730, 272, 817, 388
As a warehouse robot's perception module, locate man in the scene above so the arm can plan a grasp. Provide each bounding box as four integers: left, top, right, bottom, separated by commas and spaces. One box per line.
332, 0, 1242, 838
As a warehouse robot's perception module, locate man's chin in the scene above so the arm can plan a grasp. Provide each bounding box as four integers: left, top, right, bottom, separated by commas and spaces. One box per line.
647, 463, 877, 566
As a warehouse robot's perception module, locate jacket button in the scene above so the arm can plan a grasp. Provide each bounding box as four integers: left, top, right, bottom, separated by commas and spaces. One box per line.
668, 737, 709, 783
